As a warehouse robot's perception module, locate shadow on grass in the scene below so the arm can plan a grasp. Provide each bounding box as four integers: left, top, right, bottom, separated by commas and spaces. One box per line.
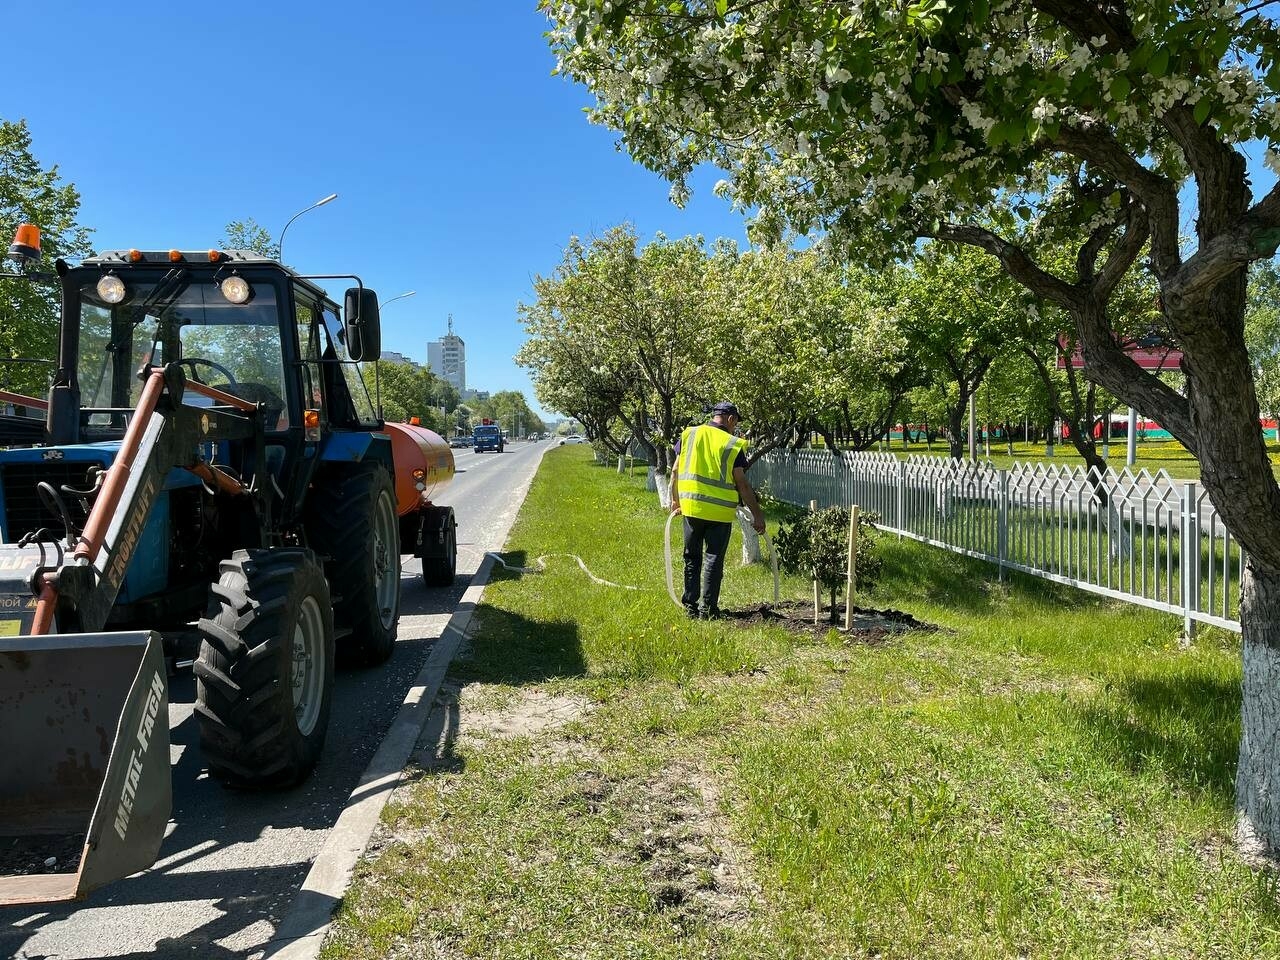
1075, 669, 1241, 804
872, 537, 1111, 615
450, 605, 587, 687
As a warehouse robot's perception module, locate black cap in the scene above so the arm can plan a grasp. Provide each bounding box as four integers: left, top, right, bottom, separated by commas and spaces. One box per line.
710, 401, 740, 417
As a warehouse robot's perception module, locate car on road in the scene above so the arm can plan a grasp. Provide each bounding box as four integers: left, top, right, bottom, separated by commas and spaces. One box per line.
449, 435, 472, 448
558, 434, 587, 445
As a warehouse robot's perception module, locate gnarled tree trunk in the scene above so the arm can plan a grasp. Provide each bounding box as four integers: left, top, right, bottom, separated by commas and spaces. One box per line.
1236, 559, 1280, 856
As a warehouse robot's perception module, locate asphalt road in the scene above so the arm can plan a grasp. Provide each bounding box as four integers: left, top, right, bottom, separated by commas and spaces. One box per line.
1, 439, 549, 959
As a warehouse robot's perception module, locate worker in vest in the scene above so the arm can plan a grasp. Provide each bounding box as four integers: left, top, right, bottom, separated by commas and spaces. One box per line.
669, 401, 766, 620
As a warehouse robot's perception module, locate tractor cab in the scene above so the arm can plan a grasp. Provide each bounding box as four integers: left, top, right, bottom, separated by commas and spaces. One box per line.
34, 249, 384, 528
50, 250, 379, 434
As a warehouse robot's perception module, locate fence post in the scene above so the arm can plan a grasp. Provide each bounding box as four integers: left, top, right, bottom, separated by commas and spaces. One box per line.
1181, 480, 1198, 640
998, 469, 1009, 582
896, 459, 906, 540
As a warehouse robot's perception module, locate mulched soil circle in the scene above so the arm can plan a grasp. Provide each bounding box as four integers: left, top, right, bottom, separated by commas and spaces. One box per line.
718, 600, 936, 642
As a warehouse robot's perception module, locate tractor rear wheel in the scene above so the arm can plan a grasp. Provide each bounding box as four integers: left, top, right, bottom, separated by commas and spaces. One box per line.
420, 506, 457, 587
194, 548, 335, 788
306, 465, 401, 665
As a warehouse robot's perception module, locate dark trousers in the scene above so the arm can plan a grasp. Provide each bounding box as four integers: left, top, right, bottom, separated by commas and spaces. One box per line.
681, 516, 732, 614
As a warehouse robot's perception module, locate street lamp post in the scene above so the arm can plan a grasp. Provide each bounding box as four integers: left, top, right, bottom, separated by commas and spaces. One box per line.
277, 193, 338, 263
371, 291, 417, 423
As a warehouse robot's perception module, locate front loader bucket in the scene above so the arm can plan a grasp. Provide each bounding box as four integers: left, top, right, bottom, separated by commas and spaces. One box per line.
0, 631, 171, 905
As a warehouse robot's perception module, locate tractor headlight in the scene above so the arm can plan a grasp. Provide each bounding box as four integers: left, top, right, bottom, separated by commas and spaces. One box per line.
96, 274, 126, 304
221, 274, 252, 304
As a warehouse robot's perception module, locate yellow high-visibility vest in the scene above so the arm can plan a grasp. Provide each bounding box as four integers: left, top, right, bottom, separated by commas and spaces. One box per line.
676, 425, 747, 523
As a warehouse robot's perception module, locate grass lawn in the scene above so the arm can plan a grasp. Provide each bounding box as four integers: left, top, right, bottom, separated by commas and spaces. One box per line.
860, 438, 1280, 482
323, 446, 1279, 960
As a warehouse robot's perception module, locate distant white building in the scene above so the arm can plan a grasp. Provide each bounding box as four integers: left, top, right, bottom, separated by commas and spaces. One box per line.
427, 315, 466, 392
380, 350, 423, 371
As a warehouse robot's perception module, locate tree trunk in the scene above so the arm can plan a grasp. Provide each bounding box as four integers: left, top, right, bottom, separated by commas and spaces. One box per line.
738, 511, 762, 564
1236, 560, 1280, 857
946, 400, 965, 460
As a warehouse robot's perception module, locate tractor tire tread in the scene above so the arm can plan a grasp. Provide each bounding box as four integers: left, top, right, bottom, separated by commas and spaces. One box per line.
195, 548, 334, 789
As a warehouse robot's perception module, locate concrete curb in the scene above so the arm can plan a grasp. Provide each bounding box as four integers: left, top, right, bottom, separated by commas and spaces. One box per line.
262, 557, 494, 959
263, 448, 547, 959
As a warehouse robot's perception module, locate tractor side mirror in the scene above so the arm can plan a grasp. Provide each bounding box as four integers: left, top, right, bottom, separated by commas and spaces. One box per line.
343, 287, 381, 362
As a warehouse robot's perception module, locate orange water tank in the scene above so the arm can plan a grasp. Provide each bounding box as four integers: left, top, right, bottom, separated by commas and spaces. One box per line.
383, 421, 455, 515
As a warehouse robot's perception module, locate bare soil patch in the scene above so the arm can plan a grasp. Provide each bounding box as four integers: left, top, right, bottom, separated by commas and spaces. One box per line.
722, 600, 936, 642
457, 686, 591, 745
593, 760, 757, 929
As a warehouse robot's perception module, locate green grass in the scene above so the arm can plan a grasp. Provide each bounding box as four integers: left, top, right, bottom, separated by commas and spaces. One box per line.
323, 446, 1278, 960
867, 437, 1280, 481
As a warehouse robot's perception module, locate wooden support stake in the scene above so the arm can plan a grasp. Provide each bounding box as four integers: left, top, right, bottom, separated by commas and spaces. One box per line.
844, 505, 860, 631
810, 499, 820, 625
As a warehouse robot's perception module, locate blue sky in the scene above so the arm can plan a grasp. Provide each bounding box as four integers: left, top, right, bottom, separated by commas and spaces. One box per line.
11, 3, 749, 421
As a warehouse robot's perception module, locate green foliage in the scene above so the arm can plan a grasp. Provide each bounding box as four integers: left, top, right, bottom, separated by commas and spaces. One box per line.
221, 217, 279, 260
469, 389, 544, 437
361, 360, 441, 429
0, 118, 94, 395
774, 504, 882, 621
517, 225, 712, 460
1247, 259, 1280, 419
704, 244, 911, 455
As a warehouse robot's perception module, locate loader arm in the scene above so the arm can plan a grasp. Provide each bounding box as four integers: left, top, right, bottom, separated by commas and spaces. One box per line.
45, 364, 267, 634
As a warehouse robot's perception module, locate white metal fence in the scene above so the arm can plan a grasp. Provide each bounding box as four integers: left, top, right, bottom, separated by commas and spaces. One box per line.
754, 450, 1243, 634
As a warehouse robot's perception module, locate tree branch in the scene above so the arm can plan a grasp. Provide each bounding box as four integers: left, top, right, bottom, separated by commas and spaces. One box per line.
929, 223, 1081, 308
1052, 122, 1182, 277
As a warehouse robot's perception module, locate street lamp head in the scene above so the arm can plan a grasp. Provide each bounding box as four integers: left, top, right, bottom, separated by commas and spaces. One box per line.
379, 291, 417, 309
278, 192, 340, 263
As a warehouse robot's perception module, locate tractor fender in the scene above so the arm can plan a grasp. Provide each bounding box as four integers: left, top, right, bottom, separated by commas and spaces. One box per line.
317, 430, 394, 474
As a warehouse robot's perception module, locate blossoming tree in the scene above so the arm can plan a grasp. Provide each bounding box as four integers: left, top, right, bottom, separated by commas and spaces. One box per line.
543, 0, 1280, 853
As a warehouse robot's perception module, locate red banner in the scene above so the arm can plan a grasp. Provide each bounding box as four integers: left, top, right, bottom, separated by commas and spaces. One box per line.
1056, 334, 1182, 371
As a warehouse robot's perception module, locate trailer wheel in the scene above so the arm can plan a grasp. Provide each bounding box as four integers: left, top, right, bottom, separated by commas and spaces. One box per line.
194, 548, 334, 788
421, 506, 457, 587
306, 465, 401, 665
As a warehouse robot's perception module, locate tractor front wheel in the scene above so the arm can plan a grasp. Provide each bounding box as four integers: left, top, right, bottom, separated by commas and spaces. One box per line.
194, 548, 335, 788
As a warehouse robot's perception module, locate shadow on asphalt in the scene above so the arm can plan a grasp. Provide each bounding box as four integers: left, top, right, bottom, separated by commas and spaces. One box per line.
0, 565, 478, 959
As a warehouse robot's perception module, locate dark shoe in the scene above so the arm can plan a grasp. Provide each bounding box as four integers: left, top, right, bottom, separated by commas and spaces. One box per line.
699, 607, 724, 621
684, 605, 700, 620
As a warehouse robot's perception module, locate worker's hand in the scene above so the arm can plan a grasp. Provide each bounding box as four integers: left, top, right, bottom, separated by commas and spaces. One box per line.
670, 501, 682, 515
751, 510, 766, 534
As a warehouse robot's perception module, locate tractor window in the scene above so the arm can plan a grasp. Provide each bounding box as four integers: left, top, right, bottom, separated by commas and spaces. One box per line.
79, 301, 156, 409
77, 276, 290, 430
294, 298, 323, 413
176, 286, 289, 430
320, 304, 379, 426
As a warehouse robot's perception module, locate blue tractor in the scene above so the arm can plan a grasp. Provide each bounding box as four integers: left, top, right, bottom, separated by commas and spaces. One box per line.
0, 225, 456, 905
